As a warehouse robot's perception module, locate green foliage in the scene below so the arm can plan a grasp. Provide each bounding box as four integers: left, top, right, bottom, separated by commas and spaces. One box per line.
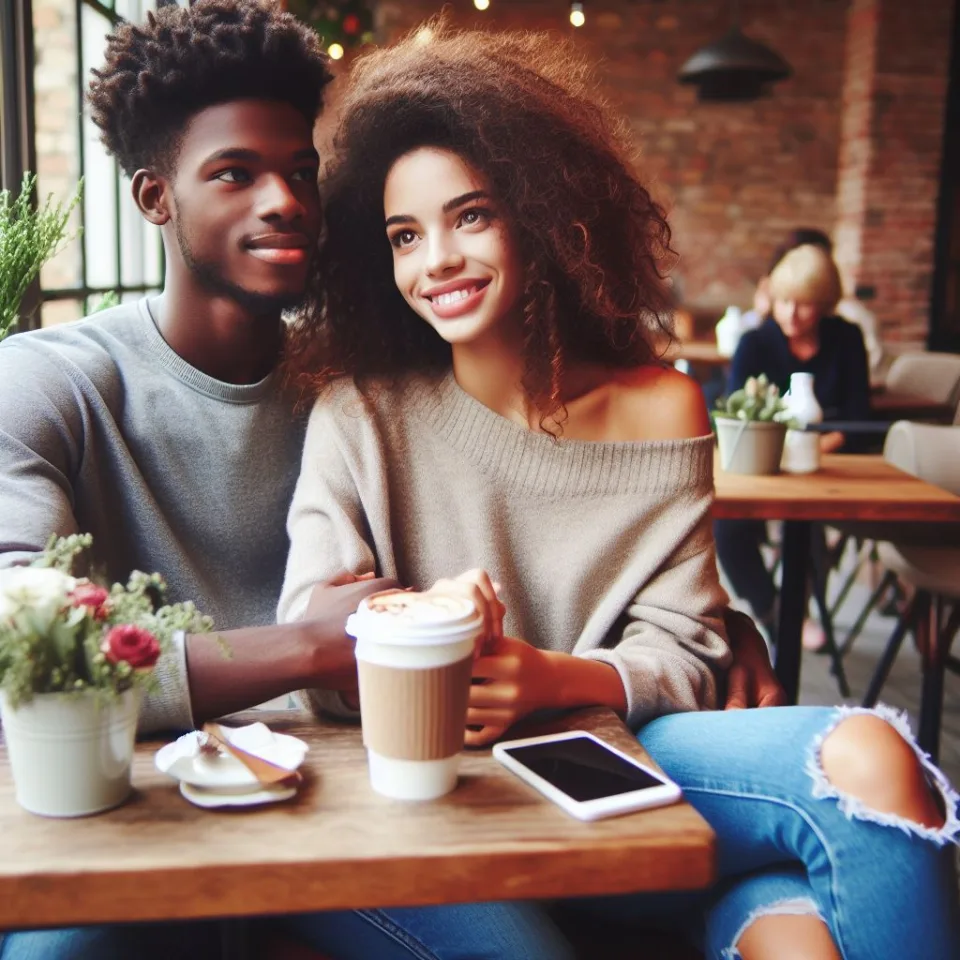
31, 532, 92, 573
91, 290, 120, 313
0, 173, 83, 340
713, 374, 796, 426
0, 535, 211, 708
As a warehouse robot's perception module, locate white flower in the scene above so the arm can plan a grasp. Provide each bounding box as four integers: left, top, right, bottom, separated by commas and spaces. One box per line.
0, 567, 77, 623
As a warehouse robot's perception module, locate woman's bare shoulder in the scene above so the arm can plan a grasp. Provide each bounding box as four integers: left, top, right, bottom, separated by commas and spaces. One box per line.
610, 365, 712, 441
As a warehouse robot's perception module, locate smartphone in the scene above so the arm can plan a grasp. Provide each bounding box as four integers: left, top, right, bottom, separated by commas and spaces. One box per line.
493, 730, 682, 821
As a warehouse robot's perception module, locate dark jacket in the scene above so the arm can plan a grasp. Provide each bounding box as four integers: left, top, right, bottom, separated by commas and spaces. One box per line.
727, 315, 872, 450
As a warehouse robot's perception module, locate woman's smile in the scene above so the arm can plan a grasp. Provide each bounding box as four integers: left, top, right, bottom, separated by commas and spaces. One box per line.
422, 279, 491, 318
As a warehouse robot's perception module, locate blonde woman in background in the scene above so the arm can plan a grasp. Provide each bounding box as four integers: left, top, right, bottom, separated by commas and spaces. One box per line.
715, 244, 872, 648
743, 228, 884, 380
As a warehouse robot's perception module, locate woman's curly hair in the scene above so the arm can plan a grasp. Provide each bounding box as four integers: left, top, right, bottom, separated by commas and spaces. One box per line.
87, 0, 332, 178
286, 21, 677, 419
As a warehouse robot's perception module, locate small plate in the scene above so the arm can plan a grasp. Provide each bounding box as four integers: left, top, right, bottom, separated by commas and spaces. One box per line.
180, 780, 297, 809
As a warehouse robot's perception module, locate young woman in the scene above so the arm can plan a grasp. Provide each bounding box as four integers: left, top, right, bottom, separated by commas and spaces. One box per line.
280, 23, 959, 960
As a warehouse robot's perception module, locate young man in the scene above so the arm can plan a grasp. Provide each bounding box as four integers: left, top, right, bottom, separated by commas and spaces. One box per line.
0, 0, 358, 737
0, 3, 576, 959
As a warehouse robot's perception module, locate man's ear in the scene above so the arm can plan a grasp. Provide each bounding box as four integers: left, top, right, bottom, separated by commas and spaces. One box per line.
131, 169, 171, 226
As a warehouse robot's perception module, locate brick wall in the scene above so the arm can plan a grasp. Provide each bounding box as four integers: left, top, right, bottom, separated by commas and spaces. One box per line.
834, 0, 878, 312
857, 0, 954, 345
363, 0, 954, 344
370, 0, 849, 324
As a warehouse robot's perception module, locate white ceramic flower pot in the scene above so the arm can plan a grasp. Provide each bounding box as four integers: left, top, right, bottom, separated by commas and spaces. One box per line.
716, 419, 787, 475
0, 689, 140, 817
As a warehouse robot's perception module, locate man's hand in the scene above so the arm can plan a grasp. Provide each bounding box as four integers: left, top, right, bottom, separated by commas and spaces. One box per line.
302, 573, 398, 691
184, 572, 398, 727
466, 635, 554, 747
723, 608, 787, 709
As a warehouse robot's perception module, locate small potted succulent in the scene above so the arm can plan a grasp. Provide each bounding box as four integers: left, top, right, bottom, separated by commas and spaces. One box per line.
713, 374, 796, 475
0, 534, 210, 817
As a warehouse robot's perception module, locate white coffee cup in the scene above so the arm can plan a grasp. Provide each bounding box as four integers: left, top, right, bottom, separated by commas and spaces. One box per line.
347, 591, 482, 800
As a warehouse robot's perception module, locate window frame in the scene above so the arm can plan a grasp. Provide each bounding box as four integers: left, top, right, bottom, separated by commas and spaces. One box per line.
2, 0, 170, 333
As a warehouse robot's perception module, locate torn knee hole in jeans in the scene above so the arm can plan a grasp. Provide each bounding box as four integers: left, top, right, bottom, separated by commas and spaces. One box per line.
721, 897, 822, 960
805, 704, 960, 846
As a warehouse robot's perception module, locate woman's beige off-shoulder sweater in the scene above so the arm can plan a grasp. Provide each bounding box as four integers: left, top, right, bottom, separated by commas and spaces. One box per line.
278, 373, 731, 728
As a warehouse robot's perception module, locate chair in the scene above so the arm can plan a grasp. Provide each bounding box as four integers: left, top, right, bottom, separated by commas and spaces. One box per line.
859, 422, 960, 761
817, 353, 960, 678
881, 351, 960, 412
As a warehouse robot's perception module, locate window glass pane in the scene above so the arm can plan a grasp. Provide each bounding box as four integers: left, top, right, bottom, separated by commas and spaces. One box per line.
41, 299, 83, 328
34, 0, 82, 295
28, 0, 164, 325
81, 0, 121, 292
115, 0, 160, 22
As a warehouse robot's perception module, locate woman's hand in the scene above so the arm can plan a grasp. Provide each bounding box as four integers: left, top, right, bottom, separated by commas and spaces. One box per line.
819, 431, 845, 454
428, 568, 505, 653
466, 635, 554, 746
465, 639, 628, 746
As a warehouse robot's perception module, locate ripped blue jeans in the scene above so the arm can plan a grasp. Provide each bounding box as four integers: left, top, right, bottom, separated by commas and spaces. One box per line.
574, 705, 960, 959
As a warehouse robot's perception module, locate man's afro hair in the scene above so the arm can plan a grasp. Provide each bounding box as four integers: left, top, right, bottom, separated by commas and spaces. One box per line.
87, 0, 332, 177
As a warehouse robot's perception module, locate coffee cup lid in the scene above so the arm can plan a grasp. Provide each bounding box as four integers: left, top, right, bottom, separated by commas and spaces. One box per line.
347, 590, 483, 645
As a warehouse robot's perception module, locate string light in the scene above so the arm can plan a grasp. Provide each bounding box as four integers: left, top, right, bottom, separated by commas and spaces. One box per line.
473, 0, 490, 10
328, 42, 345, 60
569, 2, 585, 28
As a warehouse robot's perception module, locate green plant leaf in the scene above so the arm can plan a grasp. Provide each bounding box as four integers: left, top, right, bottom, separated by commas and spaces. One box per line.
0, 174, 83, 340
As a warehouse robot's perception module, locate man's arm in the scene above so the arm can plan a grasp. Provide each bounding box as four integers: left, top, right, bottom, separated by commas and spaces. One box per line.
0, 344, 83, 565
183, 576, 394, 725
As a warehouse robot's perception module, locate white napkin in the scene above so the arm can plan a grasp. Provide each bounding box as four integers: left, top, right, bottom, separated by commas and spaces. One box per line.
155, 722, 308, 789
217, 722, 309, 771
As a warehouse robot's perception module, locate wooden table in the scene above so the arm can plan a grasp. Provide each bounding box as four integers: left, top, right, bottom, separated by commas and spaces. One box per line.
713, 454, 960, 702
869, 388, 955, 423
666, 339, 728, 368
0, 707, 715, 932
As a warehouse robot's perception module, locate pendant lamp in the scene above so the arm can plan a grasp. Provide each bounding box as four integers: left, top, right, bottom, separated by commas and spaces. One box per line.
678, 1, 791, 102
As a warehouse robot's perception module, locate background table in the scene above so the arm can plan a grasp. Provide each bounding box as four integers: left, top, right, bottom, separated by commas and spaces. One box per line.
713, 454, 960, 702
665, 339, 728, 368
0, 707, 714, 932
869, 388, 955, 423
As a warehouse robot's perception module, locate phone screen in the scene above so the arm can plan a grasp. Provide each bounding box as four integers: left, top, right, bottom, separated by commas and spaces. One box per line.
501, 736, 667, 802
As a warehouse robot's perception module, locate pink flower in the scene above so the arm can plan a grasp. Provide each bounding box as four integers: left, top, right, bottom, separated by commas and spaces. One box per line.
70, 582, 110, 621
100, 625, 161, 670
